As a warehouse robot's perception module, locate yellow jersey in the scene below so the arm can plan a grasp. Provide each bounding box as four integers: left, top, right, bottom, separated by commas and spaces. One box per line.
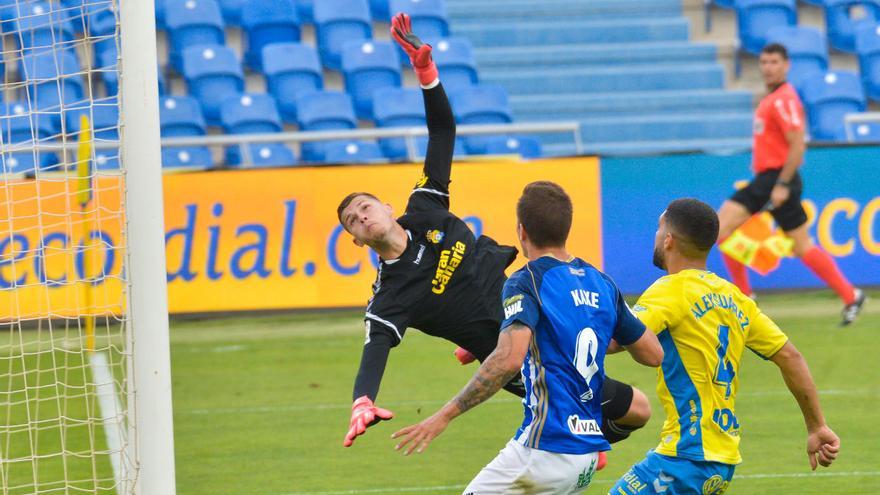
632, 269, 788, 465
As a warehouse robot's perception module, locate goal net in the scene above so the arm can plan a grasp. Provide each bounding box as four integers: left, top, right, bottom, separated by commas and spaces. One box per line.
0, 0, 173, 493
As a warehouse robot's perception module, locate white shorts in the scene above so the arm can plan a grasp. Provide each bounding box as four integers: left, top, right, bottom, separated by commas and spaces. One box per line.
463, 440, 600, 495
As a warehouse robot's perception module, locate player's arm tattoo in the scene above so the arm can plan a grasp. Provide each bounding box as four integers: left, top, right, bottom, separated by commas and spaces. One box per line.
451, 323, 531, 415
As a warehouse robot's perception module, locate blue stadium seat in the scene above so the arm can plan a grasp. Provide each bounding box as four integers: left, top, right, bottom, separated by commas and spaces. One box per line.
65, 98, 120, 169
481, 135, 543, 159
388, 0, 448, 40
856, 22, 880, 101
160, 96, 207, 137
766, 26, 828, 90
450, 85, 513, 155
323, 140, 384, 163
12, 2, 76, 53
848, 120, 880, 141
162, 146, 215, 168
801, 71, 867, 141
735, 0, 797, 55
182, 45, 244, 125
373, 87, 425, 159
96, 46, 118, 95
450, 85, 513, 124
65, 98, 118, 139
220, 93, 283, 134
80, 0, 116, 56
241, 0, 300, 70
227, 143, 298, 167
294, 0, 313, 23
370, 0, 389, 21
296, 90, 358, 161
220, 93, 289, 166
342, 40, 402, 119
263, 43, 323, 123
433, 38, 478, 92
296, 90, 357, 130
714, 0, 736, 7
165, 0, 225, 71
824, 0, 880, 53
313, 0, 372, 71
1, 101, 59, 173
219, 0, 243, 25
20, 49, 84, 112
155, 0, 166, 29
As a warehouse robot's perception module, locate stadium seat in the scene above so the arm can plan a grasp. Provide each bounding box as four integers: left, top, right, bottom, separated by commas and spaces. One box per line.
369, 0, 389, 21
296, 90, 358, 161
296, 90, 357, 130
1, 101, 60, 173
824, 0, 880, 53
220, 93, 289, 166
450, 85, 513, 124
263, 42, 323, 123
160, 96, 207, 137
848, 119, 880, 141
856, 23, 880, 101
162, 146, 215, 168
241, 0, 300, 70
481, 135, 543, 159
182, 44, 244, 125
12, 2, 76, 53
165, 0, 225, 71
64, 98, 120, 169
766, 26, 828, 90
341, 40, 402, 119
323, 140, 384, 163
227, 143, 298, 167
432, 38, 478, 92
97, 46, 118, 95
801, 71, 867, 141
20, 49, 84, 112
65, 98, 118, 140
450, 85, 513, 155
220, 93, 283, 134
313, 0, 372, 71
734, 0, 797, 55
388, 0, 448, 41
219, 0, 243, 25
294, 0, 313, 24
83, 0, 116, 55
372, 87, 425, 159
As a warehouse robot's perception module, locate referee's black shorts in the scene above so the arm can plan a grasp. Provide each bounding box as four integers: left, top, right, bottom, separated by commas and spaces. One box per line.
729, 169, 808, 232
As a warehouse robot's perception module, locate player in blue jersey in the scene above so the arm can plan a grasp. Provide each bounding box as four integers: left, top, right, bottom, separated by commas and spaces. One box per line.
393, 181, 664, 494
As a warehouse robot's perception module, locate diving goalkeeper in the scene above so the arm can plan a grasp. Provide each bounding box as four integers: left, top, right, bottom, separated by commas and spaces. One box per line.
339, 14, 652, 459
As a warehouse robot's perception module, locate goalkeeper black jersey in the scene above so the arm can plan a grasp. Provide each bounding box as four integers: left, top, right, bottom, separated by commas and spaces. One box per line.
352, 83, 517, 401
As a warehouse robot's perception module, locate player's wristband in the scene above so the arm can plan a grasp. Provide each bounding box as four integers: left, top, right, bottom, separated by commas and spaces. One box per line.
775, 180, 791, 188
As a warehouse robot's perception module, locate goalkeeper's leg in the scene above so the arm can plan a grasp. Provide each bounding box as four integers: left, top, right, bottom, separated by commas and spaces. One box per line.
601, 377, 650, 444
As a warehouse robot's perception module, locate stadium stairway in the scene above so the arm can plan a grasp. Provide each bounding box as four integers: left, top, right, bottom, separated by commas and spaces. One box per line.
448, 0, 755, 156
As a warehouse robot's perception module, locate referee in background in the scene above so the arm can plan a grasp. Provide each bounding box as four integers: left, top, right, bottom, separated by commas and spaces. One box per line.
716, 42, 866, 326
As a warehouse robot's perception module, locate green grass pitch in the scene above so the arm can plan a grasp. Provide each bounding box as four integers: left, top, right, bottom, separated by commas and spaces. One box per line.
169, 289, 879, 495
2, 290, 878, 494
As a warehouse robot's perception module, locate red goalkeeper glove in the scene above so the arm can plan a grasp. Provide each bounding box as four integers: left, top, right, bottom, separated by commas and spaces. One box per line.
390, 12, 438, 86
343, 395, 394, 447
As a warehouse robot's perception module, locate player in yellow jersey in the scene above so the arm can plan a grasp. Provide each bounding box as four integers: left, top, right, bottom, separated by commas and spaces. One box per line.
609, 198, 840, 495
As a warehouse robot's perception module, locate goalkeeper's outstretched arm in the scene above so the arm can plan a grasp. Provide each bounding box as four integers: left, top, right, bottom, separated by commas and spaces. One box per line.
392, 12, 455, 212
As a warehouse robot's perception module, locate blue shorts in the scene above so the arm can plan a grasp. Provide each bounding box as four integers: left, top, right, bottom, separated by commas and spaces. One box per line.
608, 451, 735, 495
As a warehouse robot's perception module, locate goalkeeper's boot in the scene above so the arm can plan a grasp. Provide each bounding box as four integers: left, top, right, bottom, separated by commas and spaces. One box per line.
840, 288, 866, 326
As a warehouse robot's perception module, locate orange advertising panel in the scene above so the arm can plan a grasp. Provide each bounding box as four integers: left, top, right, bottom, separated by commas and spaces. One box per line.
0, 177, 126, 320
1, 157, 602, 316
